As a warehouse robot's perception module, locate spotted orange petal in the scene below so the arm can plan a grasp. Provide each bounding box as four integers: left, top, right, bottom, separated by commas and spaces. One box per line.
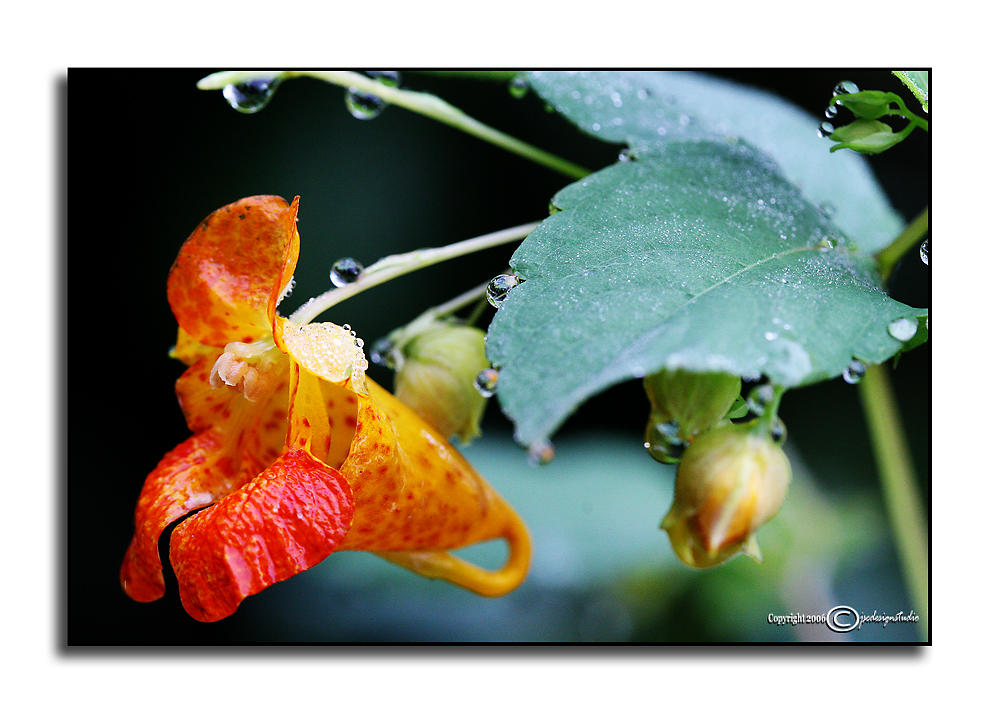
281, 334, 531, 595
167, 196, 300, 347
120, 430, 237, 602
169, 448, 354, 622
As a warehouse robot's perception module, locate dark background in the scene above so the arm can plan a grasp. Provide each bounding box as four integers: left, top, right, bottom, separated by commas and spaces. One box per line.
66, 69, 928, 644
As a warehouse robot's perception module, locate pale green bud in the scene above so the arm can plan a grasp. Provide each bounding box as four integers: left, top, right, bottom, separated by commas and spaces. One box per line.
662, 422, 791, 568
393, 324, 490, 443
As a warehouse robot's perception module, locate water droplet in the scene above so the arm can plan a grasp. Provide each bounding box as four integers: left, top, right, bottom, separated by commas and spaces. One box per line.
528, 439, 555, 465
591, 122, 602, 132
833, 80, 860, 96
508, 77, 529, 99
475, 368, 499, 397
819, 201, 837, 218
842, 359, 866, 384
330, 257, 364, 287
818, 121, 835, 138
824, 105, 839, 120
769, 418, 787, 445
764, 331, 778, 341
888, 317, 918, 341
618, 148, 635, 162
223, 79, 279, 114
644, 419, 687, 464
369, 337, 399, 370
816, 236, 838, 251
920, 239, 928, 265
486, 273, 521, 308
747, 384, 775, 417
344, 71, 400, 120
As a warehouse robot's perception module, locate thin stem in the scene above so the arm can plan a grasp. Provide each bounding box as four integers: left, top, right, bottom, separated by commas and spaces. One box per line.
199, 70, 590, 180
857, 363, 928, 639
876, 207, 928, 280
288, 221, 539, 324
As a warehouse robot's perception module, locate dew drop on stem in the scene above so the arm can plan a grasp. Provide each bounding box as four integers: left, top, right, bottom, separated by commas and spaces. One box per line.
223, 80, 279, 114
833, 80, 860, 97
508, 77, 529, 99
345, 71, 401, 120
747, 384, 775, 417
330, 257, 364, 287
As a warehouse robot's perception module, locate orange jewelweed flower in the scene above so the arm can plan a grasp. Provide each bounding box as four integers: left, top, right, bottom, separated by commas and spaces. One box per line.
121, 195, 531, 622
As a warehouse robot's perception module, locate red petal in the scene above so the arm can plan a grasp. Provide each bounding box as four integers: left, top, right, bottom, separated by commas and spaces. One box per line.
168, 449, 354, 622
120, 430, 239, 602
166, 196, 300, 347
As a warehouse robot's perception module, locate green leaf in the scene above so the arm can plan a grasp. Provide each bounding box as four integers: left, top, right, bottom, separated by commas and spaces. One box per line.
892, 70, 929, 112
486, 141, 926, 447
522, 70, 903, 254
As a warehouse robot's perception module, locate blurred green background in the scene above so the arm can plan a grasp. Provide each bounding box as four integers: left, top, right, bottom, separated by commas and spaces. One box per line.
67, 69, 928, 643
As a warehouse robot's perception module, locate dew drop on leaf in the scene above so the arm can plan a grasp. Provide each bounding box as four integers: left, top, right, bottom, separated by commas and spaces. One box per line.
528, 439, 555, 465
920, 239, 929, 265
833, 80, 860, 97
475, 368, 499, 397
486, 274, 521, 308
824, 105, 839, 120
223, 80, 279, 114
842, 359, 866, 384
330, 257, 364, 287
508, 77, 529, 99
887, 317, 918, 342
817, 121, 835, 138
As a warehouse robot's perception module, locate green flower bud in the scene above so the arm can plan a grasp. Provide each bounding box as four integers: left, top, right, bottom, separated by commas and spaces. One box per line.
828, 119, 905, 154
831, 90, 893, 120
643, 370, 742, 464
661, 422, 791, 568
393, 323, 490, 443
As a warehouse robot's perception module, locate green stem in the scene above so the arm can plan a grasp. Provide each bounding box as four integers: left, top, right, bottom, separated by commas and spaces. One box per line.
414, 70, 520, 82
875, 207, 928, 280
288, 221, 539, 324
857, 363, 928, 639
198, 70, 590, 180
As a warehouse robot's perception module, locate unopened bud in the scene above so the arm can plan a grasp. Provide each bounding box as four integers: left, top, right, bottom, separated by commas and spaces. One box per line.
393, 324, 490, 443
828, 119, 904, 154
832, 90, 893, 119
643, 370, 742, 463
662, 422, 791, 568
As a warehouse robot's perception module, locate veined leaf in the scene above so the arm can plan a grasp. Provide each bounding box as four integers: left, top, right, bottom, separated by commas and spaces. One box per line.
522, 70, 903, 254
892, 70, 929, 112
486, 141, 926, 447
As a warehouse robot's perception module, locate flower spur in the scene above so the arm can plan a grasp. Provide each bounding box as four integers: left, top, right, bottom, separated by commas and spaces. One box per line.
121, 195, 531, 622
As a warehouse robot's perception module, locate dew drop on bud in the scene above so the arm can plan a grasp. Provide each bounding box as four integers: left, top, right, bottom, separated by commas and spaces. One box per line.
842, 359, 866, 384
824, 105, 839, 120
330, 257, 364, 287
833, 80, 860, 97
888, 317, 918, 342
486, 273, 521, 308
747, 384, 775, 417
369, 337, 399, 370
223, 80, 279, 114
644, 418, 687, 464
528, 439, 555, 465
817, 121, 835, 138
920, 239, 929, 265
769, 418, 787, 445
474, 368, 499, 397
508, 77, 529, 99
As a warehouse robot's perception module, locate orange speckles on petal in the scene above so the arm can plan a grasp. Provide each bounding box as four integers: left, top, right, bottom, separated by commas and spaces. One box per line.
167, 196, 300, 347
169, 449, 354, 622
